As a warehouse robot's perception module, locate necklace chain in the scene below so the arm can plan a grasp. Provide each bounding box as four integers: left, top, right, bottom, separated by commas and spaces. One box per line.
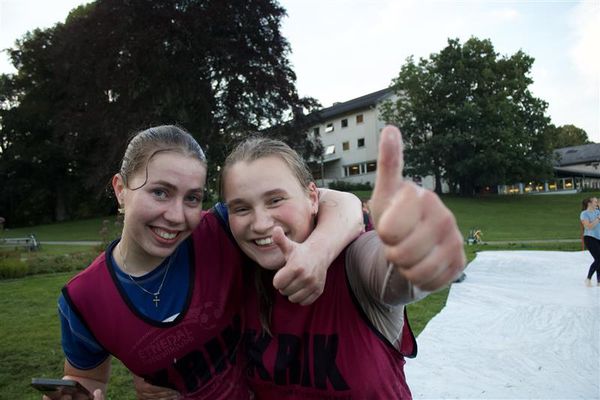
118, 243, 173, 307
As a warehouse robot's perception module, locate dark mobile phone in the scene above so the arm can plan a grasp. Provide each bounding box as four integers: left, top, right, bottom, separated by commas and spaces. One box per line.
31, 378, 93, 400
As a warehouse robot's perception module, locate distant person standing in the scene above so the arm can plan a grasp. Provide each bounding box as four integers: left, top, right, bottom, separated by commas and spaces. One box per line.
580, 197, 600, 287
0, 216, 4, 231
361, 199, 373, 231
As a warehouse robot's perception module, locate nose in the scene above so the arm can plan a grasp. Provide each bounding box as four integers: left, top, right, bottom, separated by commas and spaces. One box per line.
163, 199, 185, 224
251, 208, 274, 233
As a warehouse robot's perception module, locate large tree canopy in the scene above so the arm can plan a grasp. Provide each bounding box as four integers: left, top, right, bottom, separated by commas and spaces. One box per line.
0, 0, 319, 225
547, 124, 591, 149
381, 37, 555, 195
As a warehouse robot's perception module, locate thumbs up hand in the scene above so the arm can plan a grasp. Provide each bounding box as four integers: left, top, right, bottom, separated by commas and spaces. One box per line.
370, 126, 465, 291
272, 226, 327, 305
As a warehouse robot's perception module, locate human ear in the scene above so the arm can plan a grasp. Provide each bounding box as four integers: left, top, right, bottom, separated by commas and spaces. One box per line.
307, 182, 319, 215
112, 174, 126, 212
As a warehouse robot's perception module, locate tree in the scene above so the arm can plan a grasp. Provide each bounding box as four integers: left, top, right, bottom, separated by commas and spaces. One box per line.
0, 0, 318, 225
381, 37, 555, 195
547, 124, 590, 148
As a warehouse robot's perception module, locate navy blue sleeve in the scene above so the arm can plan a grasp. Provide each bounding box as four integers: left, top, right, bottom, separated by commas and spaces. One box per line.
213, 202, 231, 229
58, 293, 109, 370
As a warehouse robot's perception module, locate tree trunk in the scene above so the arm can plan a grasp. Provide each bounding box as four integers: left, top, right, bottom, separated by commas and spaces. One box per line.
434, 171, 443, 195
54, 188, 69, 222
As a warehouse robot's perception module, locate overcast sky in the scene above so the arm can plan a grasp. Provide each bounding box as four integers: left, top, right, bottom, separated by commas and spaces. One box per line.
1, 0, 598, 141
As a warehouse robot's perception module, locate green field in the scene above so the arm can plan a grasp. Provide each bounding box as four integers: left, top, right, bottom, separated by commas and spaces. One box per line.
441, 193, 585, 241
3, 191, 592, 242
1, 216, 121, 241
0, 192, 592, 399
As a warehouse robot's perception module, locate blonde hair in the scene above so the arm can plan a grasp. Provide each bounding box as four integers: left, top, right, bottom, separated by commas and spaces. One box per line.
220, 136, 313, 198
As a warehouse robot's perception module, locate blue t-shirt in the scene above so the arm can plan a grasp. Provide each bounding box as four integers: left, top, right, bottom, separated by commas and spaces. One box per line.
580, 209, 600, 240
59, 239, 191, 369
214, 202, 229, 224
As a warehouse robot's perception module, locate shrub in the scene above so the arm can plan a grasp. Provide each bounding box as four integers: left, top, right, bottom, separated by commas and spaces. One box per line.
98, 217, 123, 251
0, 258, 28, 279
0, 251, 96, 280
26, 252, 96, 275
328, 180, 373, 191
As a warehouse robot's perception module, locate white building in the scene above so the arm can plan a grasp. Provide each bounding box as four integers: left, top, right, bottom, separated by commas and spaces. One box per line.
498, 142, 600, 194
307, 88, 439, 191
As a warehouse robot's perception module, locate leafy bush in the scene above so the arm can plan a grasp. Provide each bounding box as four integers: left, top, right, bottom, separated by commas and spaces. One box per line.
328, 180, 373, 191
0, 257, 28, 279
26, 252, 96, 275
0, 251, 96, 280
98, 217, 123, 251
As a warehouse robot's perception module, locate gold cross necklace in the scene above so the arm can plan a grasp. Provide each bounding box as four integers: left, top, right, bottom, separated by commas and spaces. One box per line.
118, 243, 173, 308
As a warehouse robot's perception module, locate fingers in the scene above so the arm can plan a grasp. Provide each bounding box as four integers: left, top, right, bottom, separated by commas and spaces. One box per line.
381, 188, 451, 264
133, 375, 180, 400
376, 181, 466, 291
272, 231, 327, 305
394, 229, 465, 291
376, 183, 423, 244
389, 214, 466, 291
272, 226, 292, 255
273, 265, 324, 301
370, 125, 404, 225
288, 287, 322, 306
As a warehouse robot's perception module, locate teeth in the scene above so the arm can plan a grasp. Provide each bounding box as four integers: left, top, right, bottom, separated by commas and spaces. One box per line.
155, 229, 177, 240
255, 237, 273, 246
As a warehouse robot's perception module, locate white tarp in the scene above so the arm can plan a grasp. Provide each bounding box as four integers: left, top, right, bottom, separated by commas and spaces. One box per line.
405, 251, 600, 399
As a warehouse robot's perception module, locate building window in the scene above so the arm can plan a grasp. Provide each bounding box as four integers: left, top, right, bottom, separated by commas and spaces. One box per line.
357, 138, 365, 148
313, 127, 319, 136
324, 144, 335, 155
366, 161, 376, 172
341, 118, 348, 128
325, 123, 334, 133
356, 114, 364, 124
345, 164, 361, 176
342, 141, 350, 151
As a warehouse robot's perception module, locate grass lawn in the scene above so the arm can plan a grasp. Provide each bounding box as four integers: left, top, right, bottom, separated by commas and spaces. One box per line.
0, 217, 117, 241
0, 192, 593, 398
360, 191, 596, 242
441, 193, 589, 241
1, 272, 135, 399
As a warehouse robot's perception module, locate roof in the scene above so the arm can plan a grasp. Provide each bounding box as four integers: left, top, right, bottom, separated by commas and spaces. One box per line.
554, 143, 600, 166
311, 87, 393, 121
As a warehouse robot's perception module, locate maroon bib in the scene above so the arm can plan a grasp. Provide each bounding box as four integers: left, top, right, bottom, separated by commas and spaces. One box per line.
243, 251, 415, 399
64, 212, 251, 399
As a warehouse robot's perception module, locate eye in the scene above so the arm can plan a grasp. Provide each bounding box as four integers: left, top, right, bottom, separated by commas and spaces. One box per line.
185, 193, 203, 206
231, 205, 250, 215
268, 196, 285, 206
152, 189, 168, 200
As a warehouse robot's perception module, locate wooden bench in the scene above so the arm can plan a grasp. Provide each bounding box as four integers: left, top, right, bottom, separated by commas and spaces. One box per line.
0, 234, 40, 251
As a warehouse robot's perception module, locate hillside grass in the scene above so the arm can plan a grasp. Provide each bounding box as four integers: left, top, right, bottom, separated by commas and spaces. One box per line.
363, 191, 591, 242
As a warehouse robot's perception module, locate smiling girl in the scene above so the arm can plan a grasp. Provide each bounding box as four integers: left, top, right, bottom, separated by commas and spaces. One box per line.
220, 126, 465, 399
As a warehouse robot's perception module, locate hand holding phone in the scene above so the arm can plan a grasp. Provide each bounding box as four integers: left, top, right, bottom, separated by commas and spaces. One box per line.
31, 378, 94, 400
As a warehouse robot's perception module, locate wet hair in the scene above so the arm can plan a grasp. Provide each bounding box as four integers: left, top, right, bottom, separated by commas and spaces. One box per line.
220, 136, 315, 336
220, 136, 313, 198
120, 125, 206, 190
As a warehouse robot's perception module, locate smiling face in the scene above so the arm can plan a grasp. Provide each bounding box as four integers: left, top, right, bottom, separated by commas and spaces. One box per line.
113, 151, 206, 267
223, 155, 319, 270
